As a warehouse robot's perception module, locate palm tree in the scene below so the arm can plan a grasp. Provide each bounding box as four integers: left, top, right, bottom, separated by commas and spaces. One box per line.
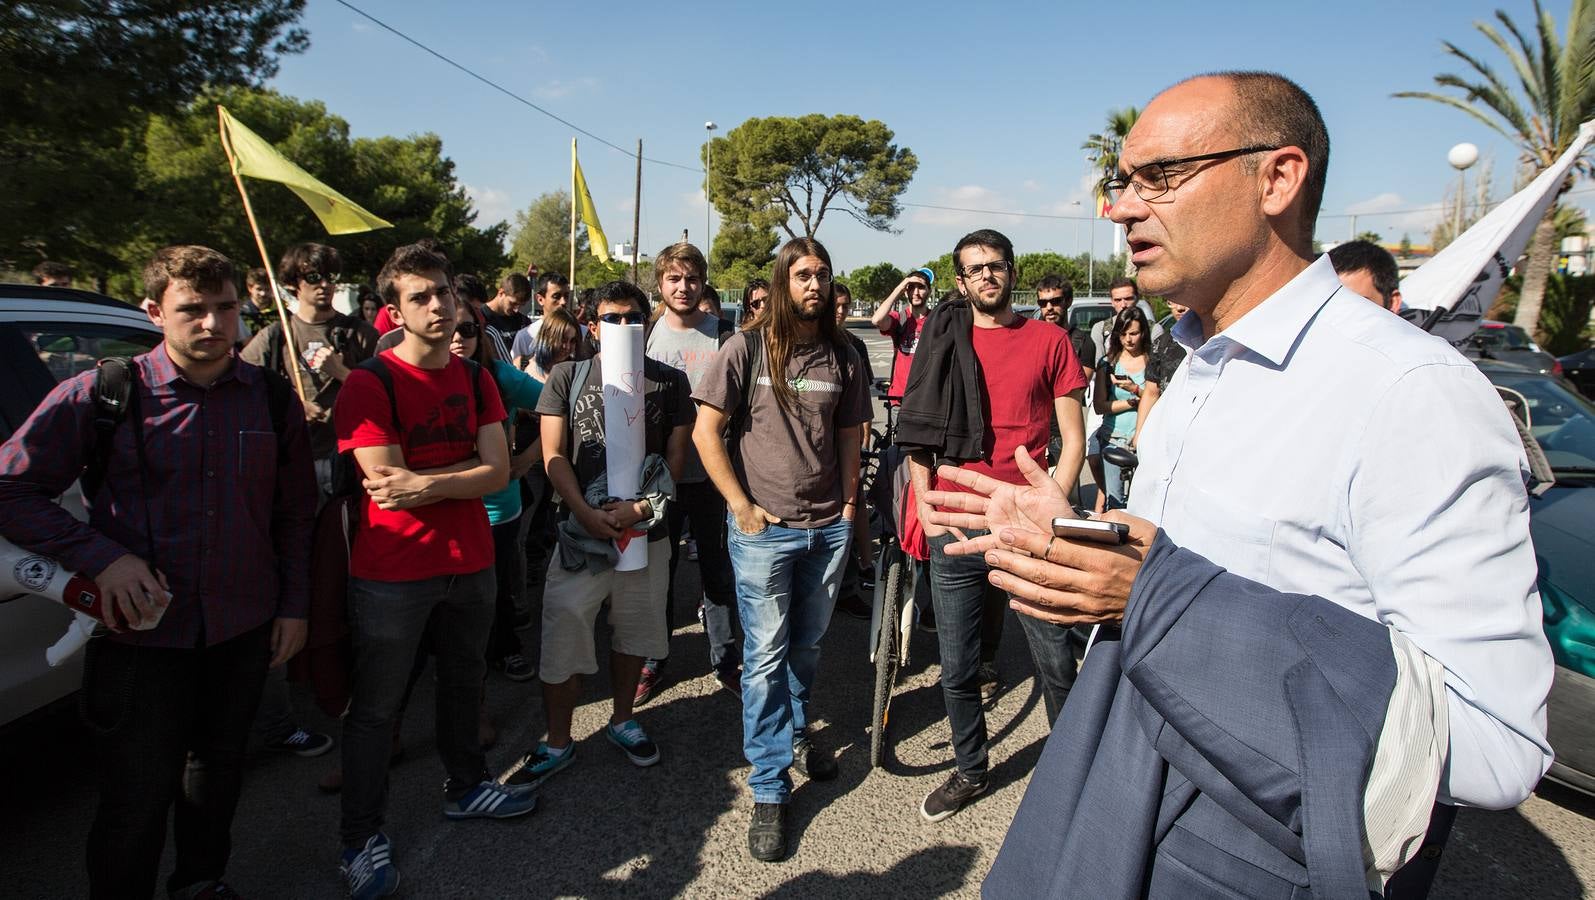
1395, 0, 1595, 338
1082, 107, 1140, 212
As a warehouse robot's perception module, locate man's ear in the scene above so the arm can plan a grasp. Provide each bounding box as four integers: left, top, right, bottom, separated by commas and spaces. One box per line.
142, 297, 162, 327
1258, 146, 1310, 222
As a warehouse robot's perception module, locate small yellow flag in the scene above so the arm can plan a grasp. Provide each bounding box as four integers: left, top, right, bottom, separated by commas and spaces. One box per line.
219, 106, 393, 235
572, 139, 611, 262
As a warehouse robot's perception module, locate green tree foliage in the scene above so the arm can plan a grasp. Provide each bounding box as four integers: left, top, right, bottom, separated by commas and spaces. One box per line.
847, 262, 906, 304
1015, 252, 1086, 291
1396, 0, 1595, 339
1082, 107, 1140, 211
1400, 234, 1414, 256
706, 114, 917, 241
1355, 231, 1385, 244
1540, 272, 1595, 353
506, 191, 625, 288
920, 253, 959, 297
1, 0, 309, 271
117, 88, 505, 296
709, 220, 778, 289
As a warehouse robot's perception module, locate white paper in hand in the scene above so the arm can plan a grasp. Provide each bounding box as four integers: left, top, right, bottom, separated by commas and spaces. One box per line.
600, 322, 649, 571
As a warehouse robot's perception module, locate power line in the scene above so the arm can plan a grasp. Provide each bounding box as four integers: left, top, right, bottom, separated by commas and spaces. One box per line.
331, 0, 701, 173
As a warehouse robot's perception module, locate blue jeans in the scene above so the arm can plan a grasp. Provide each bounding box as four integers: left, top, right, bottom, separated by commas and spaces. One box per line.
341, 568, 495, 847
727, 516, 852, 804
929, 530, 1078, 781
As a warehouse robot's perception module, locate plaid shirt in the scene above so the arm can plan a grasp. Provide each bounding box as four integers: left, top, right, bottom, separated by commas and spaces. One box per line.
0, 346, 316, 648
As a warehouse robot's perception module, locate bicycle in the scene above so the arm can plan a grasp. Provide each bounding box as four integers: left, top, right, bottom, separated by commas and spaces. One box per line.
859, 382, 919, 769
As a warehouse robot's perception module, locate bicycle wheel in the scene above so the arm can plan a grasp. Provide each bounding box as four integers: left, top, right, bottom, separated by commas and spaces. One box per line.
869, 547, 904, 770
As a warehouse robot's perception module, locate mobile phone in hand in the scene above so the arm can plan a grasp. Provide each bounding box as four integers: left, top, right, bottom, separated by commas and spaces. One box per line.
1051, 517, 1130, 545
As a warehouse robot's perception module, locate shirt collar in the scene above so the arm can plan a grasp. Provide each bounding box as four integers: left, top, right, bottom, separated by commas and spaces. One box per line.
1176, 254, 1342, 367
145, 343, 250, 387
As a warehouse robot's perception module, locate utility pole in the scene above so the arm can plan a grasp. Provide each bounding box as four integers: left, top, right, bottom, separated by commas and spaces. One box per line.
632, 139, 642, 284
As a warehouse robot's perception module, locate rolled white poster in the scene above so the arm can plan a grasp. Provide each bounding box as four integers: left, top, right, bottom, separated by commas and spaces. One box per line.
600, 321, 649, 571
0, 535, 166, 666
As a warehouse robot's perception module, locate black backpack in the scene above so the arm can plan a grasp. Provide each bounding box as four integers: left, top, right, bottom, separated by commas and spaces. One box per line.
82, 357, 296, 568
331, 354, 486, 499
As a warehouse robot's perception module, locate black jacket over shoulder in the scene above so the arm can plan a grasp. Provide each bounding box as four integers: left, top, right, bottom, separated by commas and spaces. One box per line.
895, 299, 985, 462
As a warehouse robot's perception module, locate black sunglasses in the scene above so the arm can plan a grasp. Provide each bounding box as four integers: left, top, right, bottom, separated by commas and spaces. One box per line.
598, 311, 646, 325
299, 271, 339, 285
454, 321, 480, 339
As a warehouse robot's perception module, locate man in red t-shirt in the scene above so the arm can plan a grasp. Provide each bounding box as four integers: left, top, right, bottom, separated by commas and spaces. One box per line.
870, 267, 933, 400
331, 242, 528, 897
905, 229, 1087, 825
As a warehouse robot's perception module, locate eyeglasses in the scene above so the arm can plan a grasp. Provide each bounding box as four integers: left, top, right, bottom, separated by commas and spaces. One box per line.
1104, 145, 1281, 201
454, 321, 480, 339
959, 261, 1011, 279
793, 270, 832, 284
299, 271, 339, 285
598, 311, 646, 325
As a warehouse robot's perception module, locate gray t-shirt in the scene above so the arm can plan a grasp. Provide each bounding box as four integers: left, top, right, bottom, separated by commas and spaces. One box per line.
693, 331, 871, 527
646, 313, 725, 484
241, 313, 378, 457
535, 355, 692, 541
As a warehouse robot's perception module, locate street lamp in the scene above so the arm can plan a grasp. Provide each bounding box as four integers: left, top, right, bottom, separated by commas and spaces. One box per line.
705, 121, 718, 258
1448, 142, 1479, 242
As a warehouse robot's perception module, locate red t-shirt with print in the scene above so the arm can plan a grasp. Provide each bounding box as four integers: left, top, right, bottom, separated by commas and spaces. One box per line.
335, 349, 507, 581
880, 311, 926, 400
939, 316, 1087, 495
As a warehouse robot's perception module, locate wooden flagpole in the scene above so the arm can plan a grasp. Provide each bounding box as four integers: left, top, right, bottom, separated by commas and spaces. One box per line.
569, 138, 578, 290
632, 139, 642, 285
217, 107, 309, 403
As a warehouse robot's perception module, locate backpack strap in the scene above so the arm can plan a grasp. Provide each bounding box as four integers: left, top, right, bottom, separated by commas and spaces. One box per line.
85, 357, 158, 567
727, 332, 764, 464
260, 369, 294, 459
568, 358, 593, 452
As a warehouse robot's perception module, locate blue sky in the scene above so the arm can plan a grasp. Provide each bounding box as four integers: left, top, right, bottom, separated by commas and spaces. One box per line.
268, 0, 1593, 275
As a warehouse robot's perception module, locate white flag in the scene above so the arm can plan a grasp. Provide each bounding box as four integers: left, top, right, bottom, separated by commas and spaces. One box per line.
1400, 120, 1595, 343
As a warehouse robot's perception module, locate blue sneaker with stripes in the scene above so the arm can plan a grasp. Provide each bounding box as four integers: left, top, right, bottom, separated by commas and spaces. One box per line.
340, 832, 399, 899
444, 779, 537, 820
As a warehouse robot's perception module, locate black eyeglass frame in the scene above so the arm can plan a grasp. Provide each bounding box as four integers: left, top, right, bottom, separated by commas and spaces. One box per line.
1103, 145, 1282, 201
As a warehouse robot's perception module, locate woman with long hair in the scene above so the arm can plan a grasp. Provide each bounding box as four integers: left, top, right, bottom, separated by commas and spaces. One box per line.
1091, 306, 1160, 510
525, 307, 582, 381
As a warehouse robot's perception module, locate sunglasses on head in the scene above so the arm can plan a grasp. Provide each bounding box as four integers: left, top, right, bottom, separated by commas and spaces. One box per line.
299, 271, 338, 285
598, 311, 645, 325
454, 321, 480, 339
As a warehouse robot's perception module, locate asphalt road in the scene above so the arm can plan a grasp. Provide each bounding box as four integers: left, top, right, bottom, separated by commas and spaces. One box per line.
3, 324, 1593, 897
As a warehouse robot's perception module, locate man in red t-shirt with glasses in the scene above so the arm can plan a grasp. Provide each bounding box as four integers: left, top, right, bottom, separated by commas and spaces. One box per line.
332, 242, 530, 899
903, 229, 1087, 825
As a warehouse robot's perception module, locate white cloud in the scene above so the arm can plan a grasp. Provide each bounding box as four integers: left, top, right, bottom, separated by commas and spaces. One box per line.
1022, 179, 1044, 193
909, 185, 1020, 226
351, 20, 372, 32
534, 77, 599, 100
463, 183, 515, 226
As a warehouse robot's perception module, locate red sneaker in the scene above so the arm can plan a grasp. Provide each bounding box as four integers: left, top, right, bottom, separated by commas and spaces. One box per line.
634, 660, 663, 706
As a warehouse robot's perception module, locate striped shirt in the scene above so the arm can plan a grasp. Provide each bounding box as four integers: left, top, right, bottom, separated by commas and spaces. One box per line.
0, 346, 316, 648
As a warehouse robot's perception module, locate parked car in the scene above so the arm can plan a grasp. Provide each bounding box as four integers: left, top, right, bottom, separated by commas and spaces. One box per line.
0, 285, 162, 727
1560, 346, 1595, 401
1474, 359, 1595, 796
1462, 320, 1561, 376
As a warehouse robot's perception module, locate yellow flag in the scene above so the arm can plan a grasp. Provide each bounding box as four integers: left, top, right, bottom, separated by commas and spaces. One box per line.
219, 106, 393, 234
572, 140, 611, 262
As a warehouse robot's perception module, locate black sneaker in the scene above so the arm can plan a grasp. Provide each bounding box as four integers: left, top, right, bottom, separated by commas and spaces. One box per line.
499, 653, 536, 682
747, 802, 787, 862
792, 736, 837, 781
920, 770, 987, 823
916, 601, 937, 633
977, 662, 1001, 701
264, 728, 335, 758
713, 666, 743, 698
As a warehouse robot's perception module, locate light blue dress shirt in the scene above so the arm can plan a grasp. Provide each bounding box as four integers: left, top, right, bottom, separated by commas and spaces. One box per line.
1128, 254, 1552, 810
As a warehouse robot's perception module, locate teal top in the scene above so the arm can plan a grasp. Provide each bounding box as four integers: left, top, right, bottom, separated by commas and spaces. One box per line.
484, 358, 543, 525
1105, 360, 1146, 442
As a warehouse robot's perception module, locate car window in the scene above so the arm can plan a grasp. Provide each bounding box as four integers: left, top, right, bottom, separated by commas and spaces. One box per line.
20, 323, 162, 384
1488, 370, 1595, 470
1071, 307, 1114, 332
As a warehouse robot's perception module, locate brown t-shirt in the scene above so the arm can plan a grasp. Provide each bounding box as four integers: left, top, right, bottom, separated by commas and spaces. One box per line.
694, 331, 871, 527
242, 313, 379, 457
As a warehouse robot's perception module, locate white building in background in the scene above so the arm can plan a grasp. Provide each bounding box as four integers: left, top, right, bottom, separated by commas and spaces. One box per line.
1561, 233, 1591, 276
613, 242, 647, 266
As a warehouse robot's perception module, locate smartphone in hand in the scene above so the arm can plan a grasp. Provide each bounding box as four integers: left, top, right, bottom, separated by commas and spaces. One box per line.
1051, 517, 1131, 545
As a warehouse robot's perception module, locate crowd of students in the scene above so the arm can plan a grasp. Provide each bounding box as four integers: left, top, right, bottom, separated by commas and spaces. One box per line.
0, 204, 1475, 900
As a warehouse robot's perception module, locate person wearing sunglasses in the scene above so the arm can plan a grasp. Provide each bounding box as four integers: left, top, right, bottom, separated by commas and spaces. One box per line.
501, 281, 692, 796
869, 267, 933, 403
740, 278, 770, 330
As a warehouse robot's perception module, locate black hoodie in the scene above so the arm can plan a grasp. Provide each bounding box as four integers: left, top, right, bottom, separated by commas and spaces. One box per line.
894, 298, 986, 462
